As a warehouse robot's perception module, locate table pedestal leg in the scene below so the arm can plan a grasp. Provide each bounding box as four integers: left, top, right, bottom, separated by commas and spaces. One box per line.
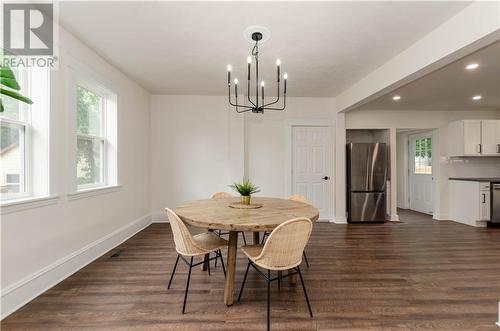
253, 232, 260, 245
224, 231, 238, 306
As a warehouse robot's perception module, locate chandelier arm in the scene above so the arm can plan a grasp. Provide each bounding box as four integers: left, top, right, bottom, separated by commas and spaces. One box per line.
236, 107, 253, 113
255, 44, 259, 109
262, 82, 281, 108
229, 84, 253, 109
247, 78, 256, 107
263, 92, 286, 111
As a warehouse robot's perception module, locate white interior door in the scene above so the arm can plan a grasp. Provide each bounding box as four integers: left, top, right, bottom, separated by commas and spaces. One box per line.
292, 126, 332, 219
409, 133, 434, 215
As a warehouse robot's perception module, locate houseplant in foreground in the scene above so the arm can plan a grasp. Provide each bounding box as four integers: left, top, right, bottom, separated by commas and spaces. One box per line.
229, 179, 260, 205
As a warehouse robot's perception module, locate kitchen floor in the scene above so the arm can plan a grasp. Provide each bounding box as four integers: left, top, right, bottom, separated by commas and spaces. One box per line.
3, 210, 500, 330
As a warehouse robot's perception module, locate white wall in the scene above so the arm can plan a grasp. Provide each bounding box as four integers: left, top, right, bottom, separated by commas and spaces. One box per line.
150, 95, 338, 220
1, 27, 151, 318
150, 95, 240, 220
346, 109, 500, 220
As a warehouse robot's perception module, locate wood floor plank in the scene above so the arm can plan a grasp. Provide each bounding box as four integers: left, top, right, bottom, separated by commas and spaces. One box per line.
2, 209, 500, 330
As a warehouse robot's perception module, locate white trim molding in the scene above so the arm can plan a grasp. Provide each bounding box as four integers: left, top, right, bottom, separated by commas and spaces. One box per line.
331, 217, 348, 224
433, 213, 449, 221
67, 185, 122, 201
0, 213, 151, 319
0, 196, 59, 215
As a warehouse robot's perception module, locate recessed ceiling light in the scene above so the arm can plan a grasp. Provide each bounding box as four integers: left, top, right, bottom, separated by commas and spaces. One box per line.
466, 63, 479, 70
392, 95, 401, 101
472, 95, 482, 101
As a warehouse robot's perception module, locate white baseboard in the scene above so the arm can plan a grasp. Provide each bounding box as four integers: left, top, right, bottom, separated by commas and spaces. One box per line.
388, 214, 400, 222
330, 217, 347, 224
0, 213, 152, 320
152, 211, 168, 223
433, 213, 449, 221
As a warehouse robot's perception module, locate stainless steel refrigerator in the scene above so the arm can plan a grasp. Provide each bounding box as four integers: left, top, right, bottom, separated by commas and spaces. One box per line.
347, 143, 387, 223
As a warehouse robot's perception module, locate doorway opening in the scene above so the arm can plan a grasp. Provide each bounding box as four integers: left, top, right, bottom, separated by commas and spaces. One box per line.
396, 129, 437, 216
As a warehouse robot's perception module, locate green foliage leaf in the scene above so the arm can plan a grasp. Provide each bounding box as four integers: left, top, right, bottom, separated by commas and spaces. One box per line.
1, 88, 33, 105
0, 66, 15, 79
0, 77, 20, 90
229, 178, 260, 196
0, 98, 3, 112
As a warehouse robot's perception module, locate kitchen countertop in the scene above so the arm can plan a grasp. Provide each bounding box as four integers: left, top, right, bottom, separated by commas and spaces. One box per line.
449, 177, 500, 182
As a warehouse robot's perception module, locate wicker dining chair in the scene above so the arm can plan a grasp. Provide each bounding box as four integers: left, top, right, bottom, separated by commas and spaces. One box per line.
261, 195, 310, 267
210, 192, 247, 245
165, 208, 227, 314
238, 218, 314, 331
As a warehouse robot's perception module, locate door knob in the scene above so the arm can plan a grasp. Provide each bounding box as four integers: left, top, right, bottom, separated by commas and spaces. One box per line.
322, 176, 330, 180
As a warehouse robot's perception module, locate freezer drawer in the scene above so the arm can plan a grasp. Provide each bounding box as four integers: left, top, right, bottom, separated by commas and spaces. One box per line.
348, 192, 386, 222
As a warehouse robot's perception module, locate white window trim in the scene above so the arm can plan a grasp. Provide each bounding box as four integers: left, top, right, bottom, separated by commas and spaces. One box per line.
0, 68, 51, 203
0, 118, 30, 201
66, 56, 119, 197
0, 195, 59, 215
67, 184, 122, 201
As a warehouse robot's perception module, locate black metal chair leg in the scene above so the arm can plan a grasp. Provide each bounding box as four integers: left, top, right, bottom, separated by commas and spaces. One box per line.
207, 253, 211, 276
218, 250, 226, 277
238, 260, 251, 302
261, 232, 268, 244
267, 269, 271, 331
241, 232, 247, 245
182, 257, 194, 314
303, 251, 310, 268
167, 255, 180, 289
297, 266, 313, 318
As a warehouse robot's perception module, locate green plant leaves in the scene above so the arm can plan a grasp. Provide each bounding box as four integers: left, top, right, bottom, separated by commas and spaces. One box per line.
229, 178, 260, 196
0, 66, 16, 79
0, 77, 20, 90
1, 88, 33, 105
0, 65, 33, 112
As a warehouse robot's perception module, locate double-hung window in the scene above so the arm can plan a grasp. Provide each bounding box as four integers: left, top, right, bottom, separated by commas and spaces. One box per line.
76, 85, 106, 188
0, 69, 31, 200
71, 69, 118, 194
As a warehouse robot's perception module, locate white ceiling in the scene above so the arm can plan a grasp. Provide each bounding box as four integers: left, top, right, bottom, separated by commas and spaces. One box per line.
357, 41, 500, 111
59, 1, 470, 97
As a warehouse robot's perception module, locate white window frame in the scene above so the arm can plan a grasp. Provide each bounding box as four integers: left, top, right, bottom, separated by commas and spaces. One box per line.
67, 58, 119, 196
76, 83, 108, 190
0, 70, 32, 201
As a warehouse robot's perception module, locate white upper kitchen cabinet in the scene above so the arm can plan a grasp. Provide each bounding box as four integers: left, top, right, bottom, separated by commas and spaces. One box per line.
447, 120, 500, 157
481, 120, 500, 155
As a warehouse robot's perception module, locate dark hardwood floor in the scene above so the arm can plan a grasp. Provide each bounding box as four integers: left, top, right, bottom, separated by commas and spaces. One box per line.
3, 209, 500, 330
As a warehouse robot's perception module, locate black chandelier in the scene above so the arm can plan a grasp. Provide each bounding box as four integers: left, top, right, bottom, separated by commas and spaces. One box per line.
227, 32, 287, 114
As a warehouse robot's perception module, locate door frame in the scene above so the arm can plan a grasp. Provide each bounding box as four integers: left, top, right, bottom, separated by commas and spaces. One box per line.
405, 130, 438, 216
285, 118, 335, 221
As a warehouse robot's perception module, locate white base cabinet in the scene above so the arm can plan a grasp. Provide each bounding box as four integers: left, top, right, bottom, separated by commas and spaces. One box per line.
449, 180, 490, 227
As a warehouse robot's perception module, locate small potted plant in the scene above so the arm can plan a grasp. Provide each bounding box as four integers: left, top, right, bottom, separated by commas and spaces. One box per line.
229, 179, 260, 205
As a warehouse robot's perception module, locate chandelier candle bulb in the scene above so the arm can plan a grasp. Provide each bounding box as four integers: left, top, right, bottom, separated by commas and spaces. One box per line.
234, 78, 238, 96
284, 73, 288, 94
227, 65, 232, 85
276, 59, 281, 82
261, 81, 265, 103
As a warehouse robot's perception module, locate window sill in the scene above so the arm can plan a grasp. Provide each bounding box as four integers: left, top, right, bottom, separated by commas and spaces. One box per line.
1, 195, 60, 215
68, 185, 122, 201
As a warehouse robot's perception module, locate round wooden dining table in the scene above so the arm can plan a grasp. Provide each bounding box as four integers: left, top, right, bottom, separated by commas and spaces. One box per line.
175, 197, 319, 306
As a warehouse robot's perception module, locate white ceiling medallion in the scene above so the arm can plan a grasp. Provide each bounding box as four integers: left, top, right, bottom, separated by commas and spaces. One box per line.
243, 25, 271, 44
